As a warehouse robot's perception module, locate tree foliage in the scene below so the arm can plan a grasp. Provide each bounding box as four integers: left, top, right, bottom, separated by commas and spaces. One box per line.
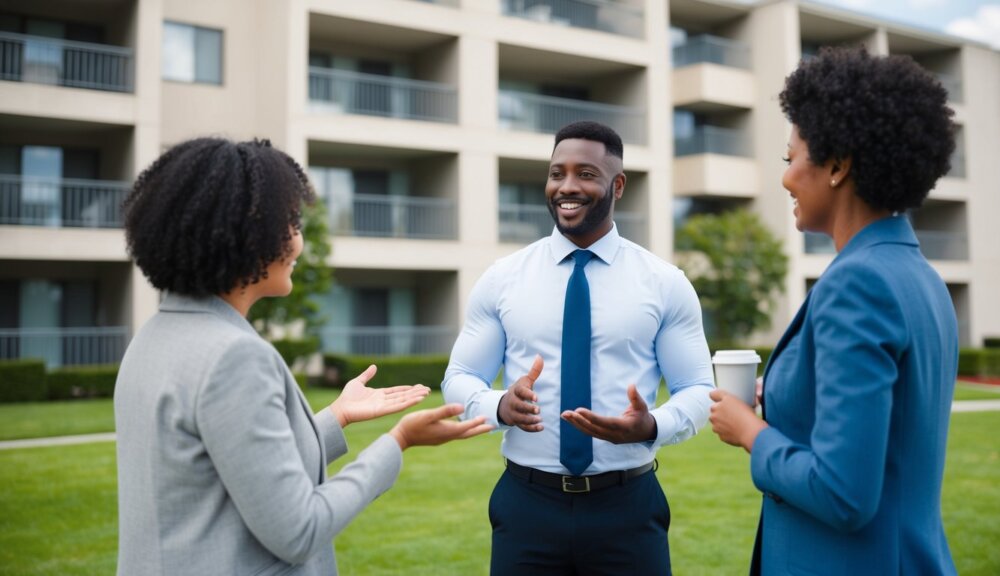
249, 200, 333, 337
675, 209, 788, 345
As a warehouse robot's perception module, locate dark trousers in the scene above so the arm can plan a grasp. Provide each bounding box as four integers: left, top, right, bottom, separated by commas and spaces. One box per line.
489, 467, 671, 576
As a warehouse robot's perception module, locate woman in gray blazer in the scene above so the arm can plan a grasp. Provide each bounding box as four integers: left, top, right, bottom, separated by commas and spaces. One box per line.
115, 138, 491, 576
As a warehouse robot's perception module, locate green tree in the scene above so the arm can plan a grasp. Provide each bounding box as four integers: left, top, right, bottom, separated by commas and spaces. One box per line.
249, 200, 333, 340
675, 209, 788, 346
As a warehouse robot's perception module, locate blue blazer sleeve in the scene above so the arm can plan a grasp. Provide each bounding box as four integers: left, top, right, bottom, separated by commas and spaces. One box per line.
751, 260, 907, 532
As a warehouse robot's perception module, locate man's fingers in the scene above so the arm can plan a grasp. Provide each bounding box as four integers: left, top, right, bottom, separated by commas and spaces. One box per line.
524, 354, 544, 388
626, 384, 647, 410
513, 384, 539, 407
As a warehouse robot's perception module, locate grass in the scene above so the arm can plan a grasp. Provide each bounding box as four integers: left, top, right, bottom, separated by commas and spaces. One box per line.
0, 391, 998, 575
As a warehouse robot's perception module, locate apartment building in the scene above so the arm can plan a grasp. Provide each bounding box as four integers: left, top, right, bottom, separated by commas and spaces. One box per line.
1, 0, 997, 368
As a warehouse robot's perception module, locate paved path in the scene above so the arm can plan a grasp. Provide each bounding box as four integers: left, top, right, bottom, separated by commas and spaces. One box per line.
2, 399, 999, 451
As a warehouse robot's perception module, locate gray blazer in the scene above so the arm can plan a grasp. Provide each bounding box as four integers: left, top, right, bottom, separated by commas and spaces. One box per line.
115, 294, 402, 576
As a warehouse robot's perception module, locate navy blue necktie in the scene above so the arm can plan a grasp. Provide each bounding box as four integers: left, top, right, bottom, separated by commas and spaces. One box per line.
560, 249, 594, 476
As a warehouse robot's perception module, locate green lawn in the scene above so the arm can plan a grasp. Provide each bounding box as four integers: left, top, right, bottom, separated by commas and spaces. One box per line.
0, 392, 998, 575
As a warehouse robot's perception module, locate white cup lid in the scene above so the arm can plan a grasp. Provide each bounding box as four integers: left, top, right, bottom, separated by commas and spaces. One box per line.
712, 350, 762, 365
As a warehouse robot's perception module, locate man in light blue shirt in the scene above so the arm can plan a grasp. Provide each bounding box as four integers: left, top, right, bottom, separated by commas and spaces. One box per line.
442, 121, 714, 575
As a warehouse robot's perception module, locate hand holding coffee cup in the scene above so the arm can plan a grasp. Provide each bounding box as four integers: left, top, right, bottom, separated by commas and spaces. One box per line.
712, 350, 762, 406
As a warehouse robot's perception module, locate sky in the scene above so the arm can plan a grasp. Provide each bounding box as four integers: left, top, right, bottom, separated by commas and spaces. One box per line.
811, 0, 1000, 49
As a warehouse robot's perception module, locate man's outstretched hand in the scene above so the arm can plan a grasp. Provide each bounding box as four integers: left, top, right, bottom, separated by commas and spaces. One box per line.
561, 384, 657, 444
329, 364, 430, 427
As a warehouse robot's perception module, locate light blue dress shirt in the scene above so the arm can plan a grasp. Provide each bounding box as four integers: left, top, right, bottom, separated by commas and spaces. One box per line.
443, 225, 714, 475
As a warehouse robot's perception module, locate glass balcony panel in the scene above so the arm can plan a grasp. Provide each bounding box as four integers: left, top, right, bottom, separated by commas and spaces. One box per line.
916, 230, 968, 261
673, 34, 751, 70
0, 326, 129, 368
319, 325, 456, 356
674, 125, 752, 157
0, 32, 133, 92
308, 67, 457, 123
0, 175, 129, 227
803, 232, 836, 254
500, 0, 643, 38
329, 193, 457, 240
947, 151, 966, 179
935, 72, 963, 104
498, 90, 646, 144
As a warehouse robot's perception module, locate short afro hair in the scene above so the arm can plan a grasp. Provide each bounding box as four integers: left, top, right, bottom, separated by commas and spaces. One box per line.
124, 137, 315, 296
554, 120, 624, 160
780, 46, 955, 212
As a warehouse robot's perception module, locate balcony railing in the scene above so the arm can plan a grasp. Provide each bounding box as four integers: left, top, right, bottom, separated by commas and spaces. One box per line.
674, 125, 752, 157
501, 0, 643, 38
319, 325, 456, 357
673, 35, 752, 70
916, 230, 968, 261
499, 90, 646, 144
947, 151, 966, 179
409, 0, 458, 5
0, 31, 133, 93
0, 175, 129, 228
935, 72, 963, 104
804, 232, 835, 255
0, 326, 129, 368
498, 203, 645, 244
308, 67, 457, 123
328, 193, 457, 240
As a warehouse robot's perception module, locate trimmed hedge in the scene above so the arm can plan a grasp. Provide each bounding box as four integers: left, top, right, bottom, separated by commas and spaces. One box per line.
46, 364, 119, 400
322, 354, 450, 390
0, 359, 47, 403
272, 337, 320, 367
984, 337, 1000, 349
959, 348, 1000, 378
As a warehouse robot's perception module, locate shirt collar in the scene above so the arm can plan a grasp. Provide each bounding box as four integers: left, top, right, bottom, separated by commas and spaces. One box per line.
547, 223, 621, 266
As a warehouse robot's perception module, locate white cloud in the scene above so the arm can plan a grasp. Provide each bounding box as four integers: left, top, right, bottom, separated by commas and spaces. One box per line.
945, 4, 1000, 49
906, 0, 948, 9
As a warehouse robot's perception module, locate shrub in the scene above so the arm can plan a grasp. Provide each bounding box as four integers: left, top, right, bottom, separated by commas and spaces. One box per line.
47, 365, 119, 400
984, 337, 1000, 349
0, 359, 47, 403
271, 337, 320, 367
958, 348, 1000, 378
321, 354, 450, 390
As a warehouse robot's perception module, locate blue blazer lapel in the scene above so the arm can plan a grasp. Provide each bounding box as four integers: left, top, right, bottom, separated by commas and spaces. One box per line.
761, 290, 811, 419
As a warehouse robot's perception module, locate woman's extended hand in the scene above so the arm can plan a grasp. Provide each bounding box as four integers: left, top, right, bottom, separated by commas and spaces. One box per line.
328, 365, 431, 427
389, 403, 493, 451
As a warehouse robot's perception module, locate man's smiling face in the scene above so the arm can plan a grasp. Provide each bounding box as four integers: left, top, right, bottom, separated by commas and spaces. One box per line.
545, 138, 624, 248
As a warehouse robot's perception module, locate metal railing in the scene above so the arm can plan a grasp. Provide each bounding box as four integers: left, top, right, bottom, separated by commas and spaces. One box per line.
916, 230, 968, 261
498, 90, 646, 144
0, 326, 129, 368
329, 193, 457, 240
673, 34, 752, 70
308, 67, 458, 123
0, 175, 129, 228
0, 31, 133, 92
804, 232, 836, 254
319, 325, 456, 357
674, 125, 752, 157
935, 72, 963, 104
498, 202, 645, 245
501, 0, 644, 38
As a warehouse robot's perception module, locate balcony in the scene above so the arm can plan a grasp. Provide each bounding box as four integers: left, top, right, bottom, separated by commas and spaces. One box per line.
0, 32, 133, 93
935, 72, 963, 104
673, 35, 751, 70
330, 193, 457, 240
319, 325, 456, 357
498, 203, 646, 245
501, 0, 643, 38
0, 326, 129, 368
805, 230, 968, 261
0, 175, 129, 228
308, 67, 457, 124
675, 125, 752, 158
499, 90, 646, 144
803, 232, 835, 255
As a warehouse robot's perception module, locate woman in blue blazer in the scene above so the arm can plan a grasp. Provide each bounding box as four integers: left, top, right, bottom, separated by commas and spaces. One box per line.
709, 47, 959, 575
115, 138, 492, 575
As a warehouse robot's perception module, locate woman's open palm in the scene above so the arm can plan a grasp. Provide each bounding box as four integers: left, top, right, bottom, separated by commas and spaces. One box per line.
329, 365, 430, 426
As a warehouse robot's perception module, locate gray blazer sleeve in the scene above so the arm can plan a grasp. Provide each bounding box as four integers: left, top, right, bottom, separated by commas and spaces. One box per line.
196, 336, 402, 565
313, 407, 349, 465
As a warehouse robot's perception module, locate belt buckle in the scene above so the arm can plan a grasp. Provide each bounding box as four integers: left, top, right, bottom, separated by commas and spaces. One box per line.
561, 475, 591, 493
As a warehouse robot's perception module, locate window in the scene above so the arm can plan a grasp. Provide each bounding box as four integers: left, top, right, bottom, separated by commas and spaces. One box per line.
162, 21, 222, 84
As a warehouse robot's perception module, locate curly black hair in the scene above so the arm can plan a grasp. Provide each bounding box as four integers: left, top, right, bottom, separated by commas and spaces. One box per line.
554, 120, 624, 160
123, 138, 315, 296
780, 46, 955, 212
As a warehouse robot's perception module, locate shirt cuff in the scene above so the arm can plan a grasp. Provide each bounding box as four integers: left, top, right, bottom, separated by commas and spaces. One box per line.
479, 389, 510, 430
649, 407, 679, 448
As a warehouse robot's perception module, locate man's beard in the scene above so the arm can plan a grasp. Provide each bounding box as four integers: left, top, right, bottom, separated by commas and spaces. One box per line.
547, 182, 615, 238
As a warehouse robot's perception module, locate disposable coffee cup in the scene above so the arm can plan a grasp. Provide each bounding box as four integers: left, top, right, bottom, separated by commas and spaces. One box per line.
712, 350, 762, 406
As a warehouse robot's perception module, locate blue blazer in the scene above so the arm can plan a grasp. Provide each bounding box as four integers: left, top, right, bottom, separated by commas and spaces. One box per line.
752, 216, 958, 575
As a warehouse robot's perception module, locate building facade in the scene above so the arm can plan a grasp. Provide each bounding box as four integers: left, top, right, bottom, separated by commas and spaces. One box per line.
1, 0, 998, 368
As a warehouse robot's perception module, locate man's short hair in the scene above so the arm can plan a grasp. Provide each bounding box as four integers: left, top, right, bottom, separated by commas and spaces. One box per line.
554, 121, 624, 160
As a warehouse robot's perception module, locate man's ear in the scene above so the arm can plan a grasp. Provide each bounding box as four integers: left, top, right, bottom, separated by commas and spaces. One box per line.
614, 172, 626, 199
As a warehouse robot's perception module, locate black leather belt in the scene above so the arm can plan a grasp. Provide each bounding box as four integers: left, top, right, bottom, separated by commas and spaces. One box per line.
505, 459, 657, 494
